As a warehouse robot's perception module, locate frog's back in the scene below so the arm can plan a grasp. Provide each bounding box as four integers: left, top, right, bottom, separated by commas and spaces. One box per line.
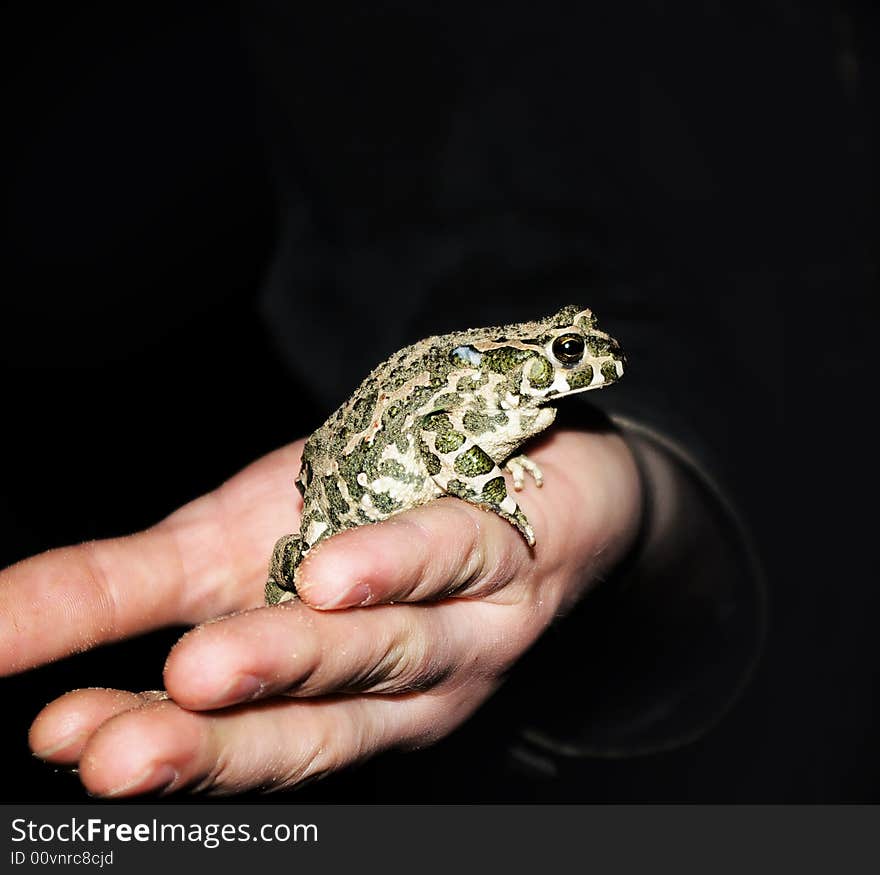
302, 324, 490, 463
295, 330, 464, 544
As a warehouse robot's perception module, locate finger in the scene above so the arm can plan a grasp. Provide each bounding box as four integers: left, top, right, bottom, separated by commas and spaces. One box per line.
29, 689, 167, 764
294, 429, 638, 611
164, 598, 509, 709
72, 686, 491, 797
294, 497, 532, 610
0, 442, 303, 676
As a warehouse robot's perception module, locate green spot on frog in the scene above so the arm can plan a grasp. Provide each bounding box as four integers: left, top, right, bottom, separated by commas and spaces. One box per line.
550, 305, 581, 328
329, 427, 349, 455
371, 491, 399, 514
379, 459, 408, 481
463, 410, 493, 435
482, 346, 535, 375
433, 393, 461, 410
601, 361, 618, 382
454, 445, 495, 477
435, 430, 466, 453
481, 476, 508, 504
419, 440, 442, 475
350, 392, 378, 432
527, 356, 554, 389
587, 337, 611, 357
568, 366, 593, 390
445, 478, 476, 499
422, 411, 454, 433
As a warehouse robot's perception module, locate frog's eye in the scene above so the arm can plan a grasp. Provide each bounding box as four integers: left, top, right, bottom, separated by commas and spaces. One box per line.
552, 334, 585, 365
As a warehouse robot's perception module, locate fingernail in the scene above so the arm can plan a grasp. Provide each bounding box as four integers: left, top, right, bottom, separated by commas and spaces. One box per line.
300, 580, 372, 609
105, 763, 178, 797
32, 732, 88, 760
212, 673, 265, 707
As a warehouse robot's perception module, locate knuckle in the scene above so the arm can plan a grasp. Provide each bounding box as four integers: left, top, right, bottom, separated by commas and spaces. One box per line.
78, 540, 122, 632
353, 620, 448, 693
281, 707, 374, 789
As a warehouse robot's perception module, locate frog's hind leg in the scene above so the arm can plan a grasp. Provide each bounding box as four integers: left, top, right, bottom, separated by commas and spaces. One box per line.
265, 533, 305, 605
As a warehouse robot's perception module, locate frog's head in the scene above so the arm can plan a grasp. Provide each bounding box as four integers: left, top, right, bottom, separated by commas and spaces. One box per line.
516, 304, 624, 404
450, 304, 625, 407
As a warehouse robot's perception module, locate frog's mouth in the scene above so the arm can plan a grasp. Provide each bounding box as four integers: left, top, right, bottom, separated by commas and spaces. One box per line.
536, 348, 625, 402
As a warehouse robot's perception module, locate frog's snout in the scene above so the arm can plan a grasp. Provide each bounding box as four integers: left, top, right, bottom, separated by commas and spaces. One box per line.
600, 333, 626, 377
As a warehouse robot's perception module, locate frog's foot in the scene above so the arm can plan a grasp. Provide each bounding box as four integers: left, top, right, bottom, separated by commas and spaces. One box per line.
505, 454, 544, 491
266, 534, 304, 605
265, 579, 298, 605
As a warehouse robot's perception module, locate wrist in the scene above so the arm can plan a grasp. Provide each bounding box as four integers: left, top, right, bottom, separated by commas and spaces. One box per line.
502, 413, 767, 763
539, 426, 644, 615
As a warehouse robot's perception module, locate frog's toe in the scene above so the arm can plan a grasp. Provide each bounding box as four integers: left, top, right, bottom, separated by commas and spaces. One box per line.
505, 454, 544, 490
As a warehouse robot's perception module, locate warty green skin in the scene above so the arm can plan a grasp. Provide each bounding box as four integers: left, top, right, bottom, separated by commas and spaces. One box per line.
266, 304, 625, 605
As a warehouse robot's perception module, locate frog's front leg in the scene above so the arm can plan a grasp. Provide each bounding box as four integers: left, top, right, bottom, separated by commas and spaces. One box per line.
484, 406, 556, 492
421, 431, 536, 547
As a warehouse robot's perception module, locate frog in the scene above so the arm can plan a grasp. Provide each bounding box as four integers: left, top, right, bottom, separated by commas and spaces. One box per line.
265, 304, 625, 605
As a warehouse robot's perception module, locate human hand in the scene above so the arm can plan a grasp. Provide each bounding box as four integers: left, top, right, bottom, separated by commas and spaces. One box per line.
4, 426, 641, 796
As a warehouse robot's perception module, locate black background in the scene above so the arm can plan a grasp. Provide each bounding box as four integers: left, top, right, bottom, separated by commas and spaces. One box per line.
1, 1, 876, 803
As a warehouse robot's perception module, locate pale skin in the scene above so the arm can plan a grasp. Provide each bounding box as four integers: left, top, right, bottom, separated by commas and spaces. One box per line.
2, 427, 643, 797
